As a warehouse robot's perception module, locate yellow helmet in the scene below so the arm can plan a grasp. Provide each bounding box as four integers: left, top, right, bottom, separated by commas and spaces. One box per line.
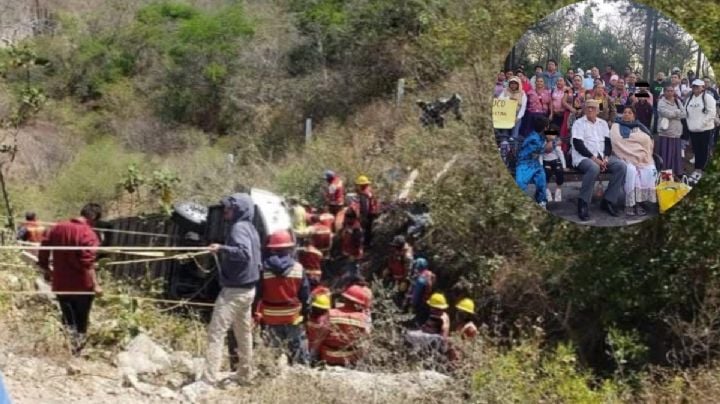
355, 175, 371, 186
426, 293, 448, 310
455, 298, 475, 314
312, 294, 331, 310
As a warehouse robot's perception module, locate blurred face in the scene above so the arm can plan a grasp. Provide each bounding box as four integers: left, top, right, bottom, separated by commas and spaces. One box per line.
663, 87, 675, 100
585, 105, 598, 120
497, 72, 505, 81
627, 74, 636, 85
625, 67, 632, 75
535, 67, 543, 75
704, 78, 712, 88
591, 67, 599, 77
548, 61, 557, 71
671, 74, 680, 85
656, 72, 665, 82
573, 75, 582, 88
509, 81, 519, 91
556, 80, 565, 90
517, 72, 525, 80
616, 80, 625, 91
692, 85, 704, 96
223, 206, 234, 221
622, 107, 635, 122
594, 85, 605, 96
567, 69, 574, 77
610, 78, 617, 86
506, 71, 514, 80
536, 77, 545, 89
594, 79, 603, 88
606, 66, 612, 73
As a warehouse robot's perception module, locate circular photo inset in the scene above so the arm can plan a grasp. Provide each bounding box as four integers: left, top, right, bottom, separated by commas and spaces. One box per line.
492, 0, 716, 226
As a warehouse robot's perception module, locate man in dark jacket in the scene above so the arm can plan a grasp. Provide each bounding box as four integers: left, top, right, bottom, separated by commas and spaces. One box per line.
38, 203, 102, 356
202, 193, 262, 386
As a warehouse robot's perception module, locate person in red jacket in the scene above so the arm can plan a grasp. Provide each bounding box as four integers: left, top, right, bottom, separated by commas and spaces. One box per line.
338, 208, 364, 261
38, 203, 103, 356
306, 293, 331, 362
256, 230, 310, 365
308, 213, 334, 256
384, 235, 413, 306
319, 285, 371, 366
323, 170, 345, 215
296, 239, 324, 289
353, 175, 380, 247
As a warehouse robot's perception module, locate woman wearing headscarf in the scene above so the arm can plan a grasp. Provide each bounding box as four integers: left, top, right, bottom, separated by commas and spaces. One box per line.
497, 77, 527, 140
657, 85, 687, 178
610, 105, 657, 216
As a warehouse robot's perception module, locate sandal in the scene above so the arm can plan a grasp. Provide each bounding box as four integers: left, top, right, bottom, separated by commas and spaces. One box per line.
635, 205, 647, 216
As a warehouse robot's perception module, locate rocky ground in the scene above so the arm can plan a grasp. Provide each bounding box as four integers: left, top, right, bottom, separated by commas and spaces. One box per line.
0, 330, 451, 403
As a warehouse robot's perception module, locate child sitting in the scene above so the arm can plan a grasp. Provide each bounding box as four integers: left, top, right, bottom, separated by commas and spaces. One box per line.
540, 125, 567, 202
515, 115, 550, 208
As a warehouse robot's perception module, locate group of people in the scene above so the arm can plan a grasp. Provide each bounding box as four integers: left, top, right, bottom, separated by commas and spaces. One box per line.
26, 169, 479, 390
496, 60, 718, 221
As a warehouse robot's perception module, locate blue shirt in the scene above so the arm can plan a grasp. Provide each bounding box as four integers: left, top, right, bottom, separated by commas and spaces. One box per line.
518, 131, 544, 163
0, 372, 10, 404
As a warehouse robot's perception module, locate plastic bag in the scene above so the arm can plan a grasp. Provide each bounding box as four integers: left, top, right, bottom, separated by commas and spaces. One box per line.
657, 178, 691, 213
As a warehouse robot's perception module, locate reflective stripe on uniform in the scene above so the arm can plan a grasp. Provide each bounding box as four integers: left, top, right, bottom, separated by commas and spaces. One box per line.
330, 316, 366, 329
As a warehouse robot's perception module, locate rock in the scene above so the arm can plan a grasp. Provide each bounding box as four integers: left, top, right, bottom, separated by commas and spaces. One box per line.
116, 334, 172, 376
181, 380, 214, 403
157, 387, 178, 399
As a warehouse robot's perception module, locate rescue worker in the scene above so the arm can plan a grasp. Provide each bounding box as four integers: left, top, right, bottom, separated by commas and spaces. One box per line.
454, 298, 478, 340
338, 208, 364, 261
384, 235, 413, 307
296, 238, 324, 289
308, 212, 334, 256
408, 257, 435, 326
319, 285, 371, 366
339, 272, 373, 328
256, 229, 310, 365
323, 170, 345, 215
287, 197, 309, 237
422, 293, 450, 338
306, 293, 331, 362
16, 211, 46, 243
354, 175, 380, 247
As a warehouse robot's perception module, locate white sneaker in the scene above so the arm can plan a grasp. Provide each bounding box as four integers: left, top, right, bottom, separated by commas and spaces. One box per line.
539, 201, 547, 209
690, 156, 695, 164
545, 189, 553, 202
554, 188, 562, 202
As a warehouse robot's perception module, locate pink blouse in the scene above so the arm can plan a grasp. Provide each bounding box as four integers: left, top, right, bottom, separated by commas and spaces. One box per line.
527, 88, 551, 114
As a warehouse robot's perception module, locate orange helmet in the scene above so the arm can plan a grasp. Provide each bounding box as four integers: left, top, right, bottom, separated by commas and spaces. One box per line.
342, 285, 370, 309
266, 229, 295, 249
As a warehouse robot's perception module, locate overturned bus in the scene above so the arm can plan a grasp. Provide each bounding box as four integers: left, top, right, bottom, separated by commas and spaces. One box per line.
100, 188, 292, 303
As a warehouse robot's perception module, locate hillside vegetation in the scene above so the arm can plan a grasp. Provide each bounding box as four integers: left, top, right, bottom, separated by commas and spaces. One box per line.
1, 0, 720, 401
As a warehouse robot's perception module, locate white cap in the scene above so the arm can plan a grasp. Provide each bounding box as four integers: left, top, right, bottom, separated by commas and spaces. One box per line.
692, 79, 705, 87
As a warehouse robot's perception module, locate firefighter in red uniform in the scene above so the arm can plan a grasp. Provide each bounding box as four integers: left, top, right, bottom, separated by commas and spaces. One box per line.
16, 212, 46, 243
384, 235, 413, 307
296, 238, 324, 288
323, 170, 345, 215
338, 208, 364, 261
308, 212, 334, 256
306, 293, 331, 362
318, 285, 371, 366
354, 175, 380, 247
256, 230, 311, 365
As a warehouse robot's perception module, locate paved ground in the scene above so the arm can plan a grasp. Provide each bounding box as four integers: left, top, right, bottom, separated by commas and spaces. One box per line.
525, 181, 658, 227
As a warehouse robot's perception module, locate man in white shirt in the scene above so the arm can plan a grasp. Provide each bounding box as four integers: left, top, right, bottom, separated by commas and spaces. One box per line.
571, 99, 627, 221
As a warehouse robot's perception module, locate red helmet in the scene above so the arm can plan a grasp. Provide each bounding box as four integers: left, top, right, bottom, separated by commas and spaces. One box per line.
266, 230, 295, 249
341, 285, 370, 309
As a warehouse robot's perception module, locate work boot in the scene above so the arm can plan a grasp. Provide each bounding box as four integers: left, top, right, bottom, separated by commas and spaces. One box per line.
577, 199, 590, 221
600, 199, 619, 217
554, 188, 562, 202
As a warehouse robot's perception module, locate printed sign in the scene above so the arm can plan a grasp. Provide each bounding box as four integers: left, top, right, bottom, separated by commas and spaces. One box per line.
492, 99, 518, 129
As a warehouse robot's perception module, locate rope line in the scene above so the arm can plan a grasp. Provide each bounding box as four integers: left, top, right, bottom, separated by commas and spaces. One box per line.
5, 216, 177, 239
0, 245, 210, 252
103, 251, 211, 266
0, 289, 216, 307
